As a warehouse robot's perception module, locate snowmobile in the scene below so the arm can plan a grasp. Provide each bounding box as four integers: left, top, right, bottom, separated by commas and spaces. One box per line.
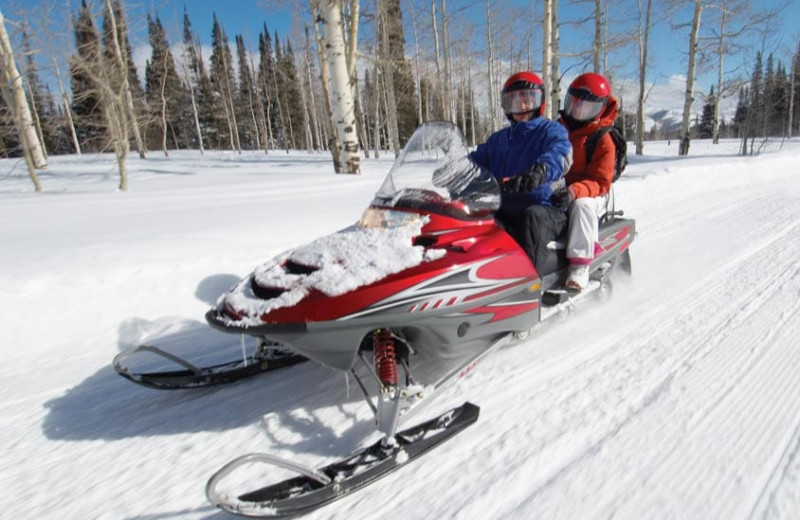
194, 121, 635, 517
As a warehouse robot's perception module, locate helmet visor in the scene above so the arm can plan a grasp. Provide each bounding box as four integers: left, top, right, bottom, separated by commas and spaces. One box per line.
501, 88, 543, 115
564, 88, 607, 122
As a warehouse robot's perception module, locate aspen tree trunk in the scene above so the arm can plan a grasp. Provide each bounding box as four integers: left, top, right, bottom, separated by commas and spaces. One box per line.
108, 107, 129, 191
354, 79, 369, 158
468, 57, 476, 147
159, 51, 169, 156
788, 57, 796, 137
712, 0, 728, 144
542, 0, 552, 118
254, 80, 269, 153
221, 95, 236, 151
342, 0, 365, 156
679, 0, 703, 156
378, 0, 400, 157
24, 81, 47, 158
380, 67, 398, 156
51, 53, 81, 154
258, 69, 274, 149
269, 52, 288, 152
636, 0, 653, 155
99, 71, 130, 190
459, 74, 466, 136
373, 59, 381, 158
0, 8, 46, 170
0, 75, 41, 190
593, 0, 602, 72
247, 52, 267, 152
311, 1, 341, 168
219, 39, 241, 153
410, 2, 423, 123
303, 27, 322, 150
345, 0, 359, 98
103, 0, 145, 159
441, 0, 454, 124
317, 0, 360, 173
485, 0, 497, 132
180, 47, 205, 154
430, 0, 446, 120
549, 0, 560, 120
298, 69, 313, 153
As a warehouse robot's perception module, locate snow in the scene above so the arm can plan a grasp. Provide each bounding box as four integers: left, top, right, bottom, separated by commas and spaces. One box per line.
224, 211, 444, 325
2, 137, 800, 519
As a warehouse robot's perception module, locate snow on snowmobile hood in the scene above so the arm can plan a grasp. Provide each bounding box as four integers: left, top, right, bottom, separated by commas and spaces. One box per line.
221, 217, 445, 324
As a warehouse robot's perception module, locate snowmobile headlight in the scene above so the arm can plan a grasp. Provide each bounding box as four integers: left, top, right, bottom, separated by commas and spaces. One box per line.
358, 208, 423, 230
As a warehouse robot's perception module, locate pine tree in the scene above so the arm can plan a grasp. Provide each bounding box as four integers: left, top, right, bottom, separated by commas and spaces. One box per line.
763, 53, 774, 137
741, 52, 762, 154
209, 13, 240, 151
21, 24, 54, 156
102, 0, 142, 101
732, 86, 748, 137
256, 25, 277, 149
101, 0, 145, 157
792, 42, 800, 137
144, 14, 186, 152
234, 34, 257, 149
69, 0, 104, 151
699, 85, 715, 138
771, 62, 788, 137
378, 0, 417, 146
182, 8, 214, 149
278, 39, 305, 149
271, 33, 289, 149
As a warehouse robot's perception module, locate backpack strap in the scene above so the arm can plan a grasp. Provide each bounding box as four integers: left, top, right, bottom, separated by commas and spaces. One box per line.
585, 126, 613, 164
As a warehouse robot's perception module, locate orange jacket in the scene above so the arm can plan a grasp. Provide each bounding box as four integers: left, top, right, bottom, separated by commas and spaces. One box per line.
559, 95, 619, 199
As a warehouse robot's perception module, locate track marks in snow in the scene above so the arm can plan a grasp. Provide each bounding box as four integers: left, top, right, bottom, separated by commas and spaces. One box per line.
483, 218, 800, 519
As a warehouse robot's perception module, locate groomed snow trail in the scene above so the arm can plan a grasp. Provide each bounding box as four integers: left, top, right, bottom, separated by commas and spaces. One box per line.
2, 142, 800, 520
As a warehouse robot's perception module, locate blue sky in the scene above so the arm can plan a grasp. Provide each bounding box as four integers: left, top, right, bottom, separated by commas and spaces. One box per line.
10, 0, 800, 115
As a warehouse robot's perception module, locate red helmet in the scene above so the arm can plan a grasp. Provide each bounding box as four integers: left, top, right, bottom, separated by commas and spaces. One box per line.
502, 71, 545, 119
564, 72, 610, 123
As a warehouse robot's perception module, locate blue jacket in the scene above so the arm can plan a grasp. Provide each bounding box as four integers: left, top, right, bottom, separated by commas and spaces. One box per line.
470, 117, 572, 215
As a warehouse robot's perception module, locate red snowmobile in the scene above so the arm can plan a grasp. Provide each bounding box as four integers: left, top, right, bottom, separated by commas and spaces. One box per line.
115, 122, 635, 517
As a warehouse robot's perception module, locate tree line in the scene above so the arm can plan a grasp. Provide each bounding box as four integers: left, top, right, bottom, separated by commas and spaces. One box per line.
1, 0, 798, 191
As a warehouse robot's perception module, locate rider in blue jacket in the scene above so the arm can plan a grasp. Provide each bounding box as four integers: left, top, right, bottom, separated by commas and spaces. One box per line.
469, 71, 573, 276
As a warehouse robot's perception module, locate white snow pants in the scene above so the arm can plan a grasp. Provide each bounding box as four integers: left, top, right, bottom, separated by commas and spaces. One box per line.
567, 194, 609, 266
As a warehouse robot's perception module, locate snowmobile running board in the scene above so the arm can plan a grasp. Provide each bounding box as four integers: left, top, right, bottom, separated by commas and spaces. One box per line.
112, 345, 307, 390
206, 402, 480, 518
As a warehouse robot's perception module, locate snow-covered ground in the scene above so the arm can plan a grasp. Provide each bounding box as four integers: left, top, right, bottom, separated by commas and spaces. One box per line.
2, 136, 799, 520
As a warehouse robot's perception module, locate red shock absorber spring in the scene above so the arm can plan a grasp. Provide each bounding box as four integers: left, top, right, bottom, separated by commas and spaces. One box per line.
373, 329, 398, 386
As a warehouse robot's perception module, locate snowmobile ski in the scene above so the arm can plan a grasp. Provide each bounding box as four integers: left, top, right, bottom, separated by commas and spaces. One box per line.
205, 402, 480, 518
112, 344, 307, 390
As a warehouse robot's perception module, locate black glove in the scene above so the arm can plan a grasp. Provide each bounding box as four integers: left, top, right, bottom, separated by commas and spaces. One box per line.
502, 162, 547, 193
551, 187, 575, 209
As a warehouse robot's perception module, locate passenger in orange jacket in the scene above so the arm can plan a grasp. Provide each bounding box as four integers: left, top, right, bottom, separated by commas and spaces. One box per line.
555, 73, 619, 290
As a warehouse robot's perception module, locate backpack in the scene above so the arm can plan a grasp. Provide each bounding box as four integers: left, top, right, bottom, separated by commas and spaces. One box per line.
585, 126, 628, 182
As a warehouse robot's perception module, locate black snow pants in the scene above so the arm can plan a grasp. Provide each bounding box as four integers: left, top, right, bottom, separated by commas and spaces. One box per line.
497, 205, 568, 277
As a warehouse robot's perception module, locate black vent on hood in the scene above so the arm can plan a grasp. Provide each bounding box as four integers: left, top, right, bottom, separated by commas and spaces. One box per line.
251, 278, 286, 300
283, 260, 319, 275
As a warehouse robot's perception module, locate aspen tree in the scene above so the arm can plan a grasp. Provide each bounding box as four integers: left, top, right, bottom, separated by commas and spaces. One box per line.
103, 0, 145, 159
315, 0, 360, 173
679, 0, 703, 156
0, 7, 46, 172
636, 0, 653, 155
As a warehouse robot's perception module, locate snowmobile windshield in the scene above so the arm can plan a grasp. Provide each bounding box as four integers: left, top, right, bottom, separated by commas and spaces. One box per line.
372, 122, 501, 218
